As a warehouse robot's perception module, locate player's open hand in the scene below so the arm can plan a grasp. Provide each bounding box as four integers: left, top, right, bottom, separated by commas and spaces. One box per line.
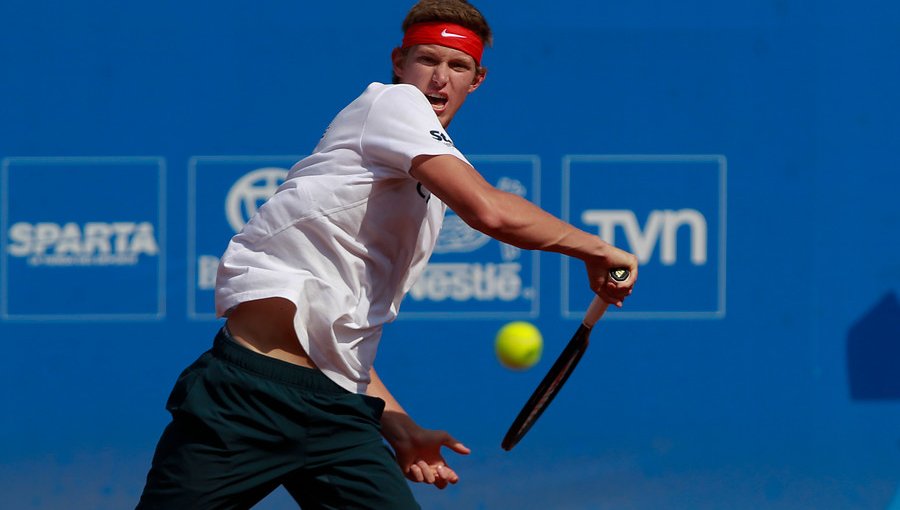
393, 427, 470, 489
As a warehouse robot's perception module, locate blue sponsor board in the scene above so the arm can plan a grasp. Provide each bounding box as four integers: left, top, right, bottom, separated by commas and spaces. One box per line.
188, 156, 300, 318
1, 157, 165, 320
562, 155, 726, 319
402, 155, 541, 319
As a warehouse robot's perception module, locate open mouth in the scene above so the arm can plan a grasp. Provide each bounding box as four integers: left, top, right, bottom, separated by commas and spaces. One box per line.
426, 93, 448, 110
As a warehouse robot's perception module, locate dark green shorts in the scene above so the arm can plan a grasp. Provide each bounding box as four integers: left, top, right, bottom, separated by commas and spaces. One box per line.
137, 328, 419, 510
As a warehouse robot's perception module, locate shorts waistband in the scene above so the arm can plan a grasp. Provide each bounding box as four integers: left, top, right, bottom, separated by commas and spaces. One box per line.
212, 327, 347, 394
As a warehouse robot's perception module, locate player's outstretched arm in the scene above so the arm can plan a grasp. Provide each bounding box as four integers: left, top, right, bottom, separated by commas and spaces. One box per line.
410, 154, 637, 305
368, 368, 471, 489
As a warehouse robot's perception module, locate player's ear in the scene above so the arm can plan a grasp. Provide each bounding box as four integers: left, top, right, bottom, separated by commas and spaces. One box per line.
391, 47, 406, 81
469, 67, 487, 92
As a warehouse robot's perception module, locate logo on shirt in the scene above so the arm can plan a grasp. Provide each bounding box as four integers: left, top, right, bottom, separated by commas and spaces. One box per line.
429, 130, 454, 147
416, 182, 432, 203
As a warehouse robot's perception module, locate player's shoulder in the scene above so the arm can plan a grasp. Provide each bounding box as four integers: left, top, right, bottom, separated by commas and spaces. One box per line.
359, 82, 429, 109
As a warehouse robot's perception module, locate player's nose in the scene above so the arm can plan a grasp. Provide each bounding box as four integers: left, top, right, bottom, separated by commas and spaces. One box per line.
431, 64, 449, 87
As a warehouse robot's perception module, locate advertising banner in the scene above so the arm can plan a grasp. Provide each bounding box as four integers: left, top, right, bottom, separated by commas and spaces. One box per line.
2, 157, 165, 320
562, 155, 726, 319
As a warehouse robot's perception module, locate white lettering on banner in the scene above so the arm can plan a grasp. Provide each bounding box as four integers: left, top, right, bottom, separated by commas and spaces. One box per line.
198, 255, 220, 290
409, 263, 524, 302
7, 221, 159, 266
581, 209, 707, 265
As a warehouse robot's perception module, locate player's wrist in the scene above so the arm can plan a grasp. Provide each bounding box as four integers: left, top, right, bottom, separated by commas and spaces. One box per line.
549, 228, 606, 262
578, 236, 616, 266
380, 412, 419, 443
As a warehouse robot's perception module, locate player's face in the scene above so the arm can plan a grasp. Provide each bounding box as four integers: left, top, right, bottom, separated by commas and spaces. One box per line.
392, 44, 486, 128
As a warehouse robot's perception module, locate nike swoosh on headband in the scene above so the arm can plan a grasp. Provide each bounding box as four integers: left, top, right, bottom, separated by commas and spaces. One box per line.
441, 28, 467, 39
402, 23, 484, 64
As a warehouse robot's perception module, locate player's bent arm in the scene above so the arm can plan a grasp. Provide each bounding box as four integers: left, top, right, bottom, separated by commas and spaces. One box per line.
410, 154, 638, 300
412, 154, 615, 257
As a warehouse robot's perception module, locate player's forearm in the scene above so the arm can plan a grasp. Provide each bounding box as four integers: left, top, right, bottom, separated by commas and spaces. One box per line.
412, 154, 613, 263
451, 184, 618, 265
471, 190, 611, 262
367, 368, 420, 444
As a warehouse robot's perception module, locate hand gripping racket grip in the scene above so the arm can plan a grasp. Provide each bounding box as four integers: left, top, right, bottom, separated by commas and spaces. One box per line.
583, 268, 630, 327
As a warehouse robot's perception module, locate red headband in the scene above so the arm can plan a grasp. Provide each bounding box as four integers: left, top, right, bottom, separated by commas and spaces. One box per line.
402, 22, 484, 65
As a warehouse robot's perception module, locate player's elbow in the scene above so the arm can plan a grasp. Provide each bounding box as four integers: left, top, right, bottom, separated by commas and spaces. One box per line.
446, 187, 522, 238
456, 194, 512, 236
465, 207, 506, 235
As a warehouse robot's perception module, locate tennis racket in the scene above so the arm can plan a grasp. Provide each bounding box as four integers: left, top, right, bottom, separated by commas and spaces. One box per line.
501, 268, 629, 451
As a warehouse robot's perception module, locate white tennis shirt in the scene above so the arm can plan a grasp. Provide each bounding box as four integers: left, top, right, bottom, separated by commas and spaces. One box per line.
216, 83, 470, 393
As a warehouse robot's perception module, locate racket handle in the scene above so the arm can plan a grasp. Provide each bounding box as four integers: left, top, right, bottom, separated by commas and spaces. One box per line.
583, 268, 630, 328
583, 296, 610, 328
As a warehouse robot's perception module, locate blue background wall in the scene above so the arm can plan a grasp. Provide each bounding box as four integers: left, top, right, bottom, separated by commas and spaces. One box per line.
2, 1, 899, 508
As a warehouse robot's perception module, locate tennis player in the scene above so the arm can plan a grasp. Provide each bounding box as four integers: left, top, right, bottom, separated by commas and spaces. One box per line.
138, 0, 637, 508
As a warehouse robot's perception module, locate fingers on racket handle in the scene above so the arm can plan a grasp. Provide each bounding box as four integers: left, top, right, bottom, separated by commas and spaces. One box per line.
584, 268, 629, 326
610, 268, 630, 282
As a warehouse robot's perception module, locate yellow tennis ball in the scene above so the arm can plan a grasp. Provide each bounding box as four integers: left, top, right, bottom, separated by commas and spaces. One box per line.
495, 321, 543, 370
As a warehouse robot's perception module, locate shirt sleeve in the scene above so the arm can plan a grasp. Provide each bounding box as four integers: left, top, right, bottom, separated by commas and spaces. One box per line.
360, 84, 467, 175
